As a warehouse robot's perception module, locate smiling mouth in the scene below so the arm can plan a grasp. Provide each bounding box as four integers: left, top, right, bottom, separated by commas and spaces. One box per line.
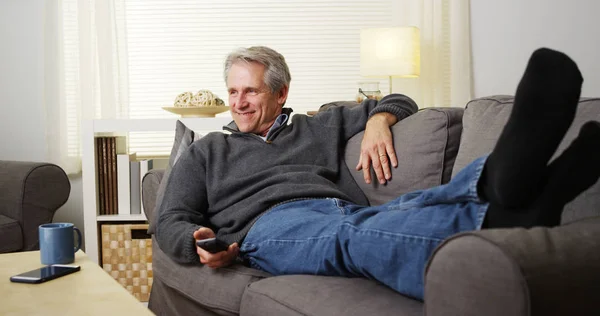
236, 112, 255, 116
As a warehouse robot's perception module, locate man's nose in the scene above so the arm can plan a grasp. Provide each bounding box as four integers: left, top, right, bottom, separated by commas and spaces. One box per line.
233, 93, 248, 107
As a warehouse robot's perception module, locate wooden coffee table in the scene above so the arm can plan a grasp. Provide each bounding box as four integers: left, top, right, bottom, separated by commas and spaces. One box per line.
0, 250, 154, 315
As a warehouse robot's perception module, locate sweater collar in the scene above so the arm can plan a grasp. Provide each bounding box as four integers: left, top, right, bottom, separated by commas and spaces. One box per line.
224, 107, 294, 134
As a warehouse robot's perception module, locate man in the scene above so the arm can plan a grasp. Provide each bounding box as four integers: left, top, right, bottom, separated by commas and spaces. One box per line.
156, 46, 600, 300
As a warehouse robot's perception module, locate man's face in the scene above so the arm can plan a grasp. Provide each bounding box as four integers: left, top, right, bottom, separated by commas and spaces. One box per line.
226, 61, 288, 135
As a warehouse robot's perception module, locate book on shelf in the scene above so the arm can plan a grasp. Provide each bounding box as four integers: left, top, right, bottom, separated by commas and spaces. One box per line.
96, 138, 105, 215
95, 136, 127, 215
129, 159, 142, 215
117, 153, 137, 216
95, 135, 160, 217
102, 137, 111, 215
125, 158, 154, 216
112, 138, 120, 214
138, 159, 154, 216
107, 137, 115, 214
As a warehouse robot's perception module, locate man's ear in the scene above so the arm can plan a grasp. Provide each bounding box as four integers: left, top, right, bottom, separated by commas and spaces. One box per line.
277, 85, 289, 106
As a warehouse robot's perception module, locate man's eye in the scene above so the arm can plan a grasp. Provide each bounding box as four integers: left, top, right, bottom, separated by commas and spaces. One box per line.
229, 91, 237, 96
248, 89, 258, 95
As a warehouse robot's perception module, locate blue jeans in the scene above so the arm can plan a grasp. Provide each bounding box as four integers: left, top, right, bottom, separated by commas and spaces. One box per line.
240, 156, 489, 300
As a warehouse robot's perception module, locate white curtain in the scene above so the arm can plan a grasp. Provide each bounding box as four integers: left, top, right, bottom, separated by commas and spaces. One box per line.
392, 0, 472, 108
44, 0, 128, 175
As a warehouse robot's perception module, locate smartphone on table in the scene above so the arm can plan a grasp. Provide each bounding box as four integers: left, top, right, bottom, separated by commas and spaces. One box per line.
196, 238, 230, 253
10, 264, 81, 284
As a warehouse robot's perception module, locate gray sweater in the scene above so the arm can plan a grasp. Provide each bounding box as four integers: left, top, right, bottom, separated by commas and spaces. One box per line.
156, 94, 418, 263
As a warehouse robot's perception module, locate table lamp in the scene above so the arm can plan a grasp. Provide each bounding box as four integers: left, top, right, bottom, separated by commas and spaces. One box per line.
360, 26, 420, 94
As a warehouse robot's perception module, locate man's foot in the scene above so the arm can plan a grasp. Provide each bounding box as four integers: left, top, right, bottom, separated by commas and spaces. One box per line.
485, 121, 600, 228
531, 121, 600, 226
480, 48, 583, 208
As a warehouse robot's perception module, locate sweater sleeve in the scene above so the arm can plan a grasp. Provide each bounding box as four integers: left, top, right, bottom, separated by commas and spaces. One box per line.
155, 142, 209, 264
314, 93, 418, 141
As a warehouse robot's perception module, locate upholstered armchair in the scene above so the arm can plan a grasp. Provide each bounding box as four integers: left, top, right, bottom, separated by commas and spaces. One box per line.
0, 161, 70, 253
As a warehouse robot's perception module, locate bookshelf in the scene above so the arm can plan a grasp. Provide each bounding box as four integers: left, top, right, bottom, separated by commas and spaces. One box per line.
82, 118, 231, 264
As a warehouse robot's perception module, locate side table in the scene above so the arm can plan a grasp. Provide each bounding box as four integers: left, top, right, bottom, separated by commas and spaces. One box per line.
0, 250, 154, 315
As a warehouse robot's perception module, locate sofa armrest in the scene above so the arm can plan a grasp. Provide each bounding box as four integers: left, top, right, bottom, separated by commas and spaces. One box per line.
0, 161, 70, 250
424, 217, 600, 316
142, 169, 165, 229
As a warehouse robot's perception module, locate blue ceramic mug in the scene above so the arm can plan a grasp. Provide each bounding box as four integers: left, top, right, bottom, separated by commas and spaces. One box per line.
39, 223, 82, 265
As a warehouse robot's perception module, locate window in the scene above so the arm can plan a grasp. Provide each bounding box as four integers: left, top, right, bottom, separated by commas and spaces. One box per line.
125, 0, 394, 118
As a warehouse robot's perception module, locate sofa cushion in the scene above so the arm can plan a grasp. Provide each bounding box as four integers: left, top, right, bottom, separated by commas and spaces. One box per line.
141, 169, 164, 231
240, 275, 422, 316
147, 120, 200, 234
452, 95, 600, 223
152, 237, 270, 315
0, 215, 23, 253
345, 107, 464, 205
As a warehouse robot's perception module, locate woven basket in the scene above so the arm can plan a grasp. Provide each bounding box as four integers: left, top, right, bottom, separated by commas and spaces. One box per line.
101, 224, 153, 302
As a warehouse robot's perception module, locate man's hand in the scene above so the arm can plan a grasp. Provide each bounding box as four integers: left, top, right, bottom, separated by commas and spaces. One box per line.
194, 227, 239, 269
356, 112, 398, 184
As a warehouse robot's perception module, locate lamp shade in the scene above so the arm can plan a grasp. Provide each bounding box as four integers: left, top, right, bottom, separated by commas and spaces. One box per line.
360, 26, 420, 78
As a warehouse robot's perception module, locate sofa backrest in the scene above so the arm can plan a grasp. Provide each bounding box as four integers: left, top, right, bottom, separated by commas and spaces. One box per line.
345, 107, 464, 205
453, 95, 600, 224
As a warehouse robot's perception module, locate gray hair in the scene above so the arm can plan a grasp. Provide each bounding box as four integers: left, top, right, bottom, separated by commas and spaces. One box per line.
224, 46, 292, 94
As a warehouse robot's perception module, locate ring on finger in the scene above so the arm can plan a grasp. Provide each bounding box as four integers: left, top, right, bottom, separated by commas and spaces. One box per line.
379, 154, 386, 157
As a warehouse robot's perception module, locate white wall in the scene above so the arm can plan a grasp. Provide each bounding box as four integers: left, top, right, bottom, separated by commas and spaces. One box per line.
470, 0, 600, 98
0, 0, 85, 248
0, 0, 46, 161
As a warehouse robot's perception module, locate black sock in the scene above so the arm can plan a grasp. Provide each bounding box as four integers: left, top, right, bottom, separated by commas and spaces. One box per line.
481, 48, 583, 209
485, 121, 600, 228
531, 121, 600, 226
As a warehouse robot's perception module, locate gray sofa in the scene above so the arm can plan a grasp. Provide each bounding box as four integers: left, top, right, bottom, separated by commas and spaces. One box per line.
142, 96, 600, 316
0, 161, 70, 253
